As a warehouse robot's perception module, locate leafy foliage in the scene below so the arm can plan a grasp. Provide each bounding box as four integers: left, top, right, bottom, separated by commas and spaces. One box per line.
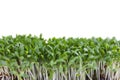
0, 35, 120, 80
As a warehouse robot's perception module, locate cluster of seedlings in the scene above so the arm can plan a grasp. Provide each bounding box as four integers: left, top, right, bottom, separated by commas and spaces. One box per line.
0, 35, 120, 80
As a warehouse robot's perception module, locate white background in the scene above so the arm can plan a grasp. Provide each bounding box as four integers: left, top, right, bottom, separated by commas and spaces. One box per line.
0, 0, 120, 39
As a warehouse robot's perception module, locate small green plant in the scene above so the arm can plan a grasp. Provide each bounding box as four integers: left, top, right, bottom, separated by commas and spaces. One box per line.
0, 35, 120, 80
